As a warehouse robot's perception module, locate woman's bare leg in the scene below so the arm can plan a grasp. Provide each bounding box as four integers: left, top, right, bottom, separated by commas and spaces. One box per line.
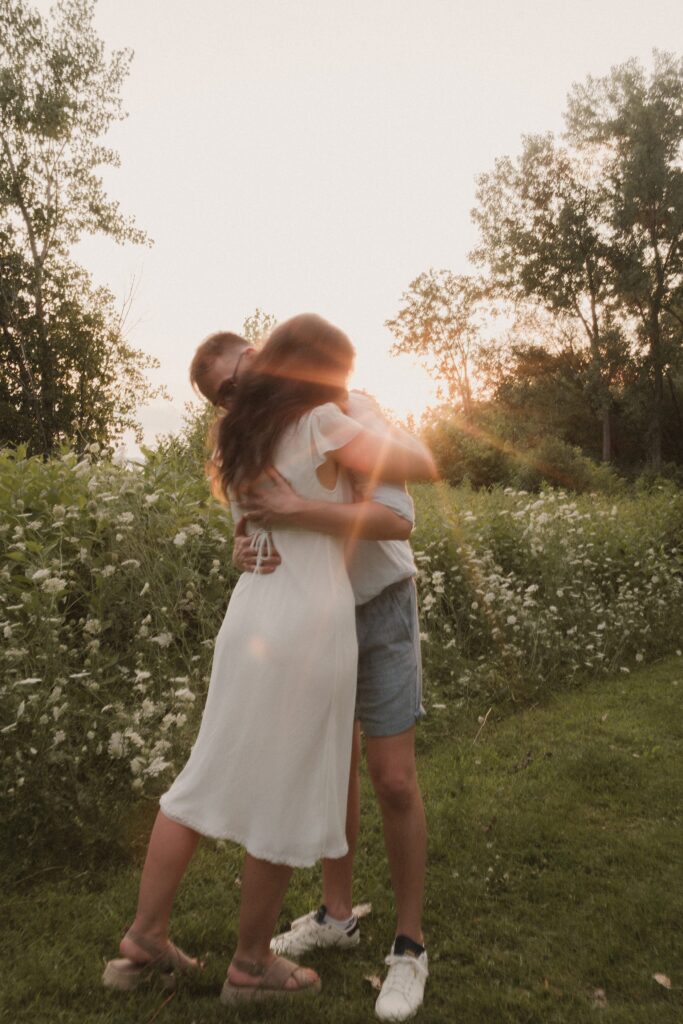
119, 809, 200, 961
228, 853, 318, 989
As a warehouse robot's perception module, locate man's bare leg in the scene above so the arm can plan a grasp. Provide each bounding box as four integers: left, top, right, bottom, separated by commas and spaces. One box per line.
365, 726, 426, 943
321, 721, 361, 919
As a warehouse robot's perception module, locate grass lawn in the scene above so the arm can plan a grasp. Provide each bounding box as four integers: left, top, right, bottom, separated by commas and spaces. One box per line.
2, 657, 681, 1023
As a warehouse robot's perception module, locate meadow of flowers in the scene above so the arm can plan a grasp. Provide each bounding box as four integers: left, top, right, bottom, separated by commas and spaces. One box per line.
1, 446, 681, 859
412, 482, 683, 702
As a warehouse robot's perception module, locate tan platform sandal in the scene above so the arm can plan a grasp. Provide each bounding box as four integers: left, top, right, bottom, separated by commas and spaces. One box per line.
102, 927, 203, 992
220, 954, 322, 1004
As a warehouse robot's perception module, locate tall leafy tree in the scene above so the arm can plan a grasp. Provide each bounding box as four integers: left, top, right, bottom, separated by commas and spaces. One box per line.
566, 51, 683, 471
472, 134, 628, 462
0, 0, 161, 454
386, 270, 483, 418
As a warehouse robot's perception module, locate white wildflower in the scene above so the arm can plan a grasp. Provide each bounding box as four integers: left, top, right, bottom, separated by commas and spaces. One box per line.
108, 732, 125, 757
101, 565, 116, 577
149, 632, 173, 648
53, 730, 66, 745
84, 618, 101, 635
31, 568, 51, 582
139, 582, 150, 596
145, 756, 171, 777
173, 531, 188, 547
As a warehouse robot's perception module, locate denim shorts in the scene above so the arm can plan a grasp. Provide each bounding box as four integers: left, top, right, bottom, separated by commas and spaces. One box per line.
355, 577, 425, 738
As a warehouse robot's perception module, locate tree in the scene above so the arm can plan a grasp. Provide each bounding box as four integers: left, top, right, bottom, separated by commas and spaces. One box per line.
566, 51, 683, 471
386, 270, 484, 417
0, 0, 162, 455
472, 133, 629, 462
242, 308, 277, 344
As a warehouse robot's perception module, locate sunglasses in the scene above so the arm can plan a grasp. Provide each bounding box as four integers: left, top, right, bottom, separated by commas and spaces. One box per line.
214, 347, 255, 408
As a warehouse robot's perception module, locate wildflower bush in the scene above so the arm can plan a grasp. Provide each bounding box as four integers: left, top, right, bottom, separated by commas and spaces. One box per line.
412, 482, 683, 702
1, 446, 682, 860
0, 444, 237, 860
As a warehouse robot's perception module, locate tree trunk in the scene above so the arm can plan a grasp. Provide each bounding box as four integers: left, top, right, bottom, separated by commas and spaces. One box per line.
601, 406, 612, 463
666, 372, 683, 460
648, 316, 664, 473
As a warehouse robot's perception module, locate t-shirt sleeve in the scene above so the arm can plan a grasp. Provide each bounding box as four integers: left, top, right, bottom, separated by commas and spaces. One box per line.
370, 484, 415, 526
309, 402, 364, 469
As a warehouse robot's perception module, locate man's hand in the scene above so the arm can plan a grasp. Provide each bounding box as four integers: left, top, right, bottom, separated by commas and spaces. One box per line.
231, 517, 282, 574
240, 469, 305, 529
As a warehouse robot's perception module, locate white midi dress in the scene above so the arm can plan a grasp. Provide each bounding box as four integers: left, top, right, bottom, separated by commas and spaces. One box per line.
160, 402, 362, 867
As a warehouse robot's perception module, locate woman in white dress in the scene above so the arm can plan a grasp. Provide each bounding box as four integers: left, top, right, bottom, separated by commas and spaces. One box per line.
103, 314, 436, 1002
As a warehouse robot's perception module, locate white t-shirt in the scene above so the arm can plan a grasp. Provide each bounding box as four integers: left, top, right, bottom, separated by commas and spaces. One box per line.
344, 391, 417, 606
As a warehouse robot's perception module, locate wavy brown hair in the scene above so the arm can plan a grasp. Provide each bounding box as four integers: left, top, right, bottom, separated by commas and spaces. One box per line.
210, 313, 355, 499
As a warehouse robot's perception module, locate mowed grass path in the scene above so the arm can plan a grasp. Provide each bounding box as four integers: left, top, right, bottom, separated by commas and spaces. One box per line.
2, 658, 681, 1024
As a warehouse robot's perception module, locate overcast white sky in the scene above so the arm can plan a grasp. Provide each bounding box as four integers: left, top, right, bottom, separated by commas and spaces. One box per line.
35, 0, 683, 448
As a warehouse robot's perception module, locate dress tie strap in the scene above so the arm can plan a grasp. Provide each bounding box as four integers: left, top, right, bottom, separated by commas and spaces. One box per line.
250, 529, 273, 573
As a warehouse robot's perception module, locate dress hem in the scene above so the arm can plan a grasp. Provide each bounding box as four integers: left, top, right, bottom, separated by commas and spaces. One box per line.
159, 797, 349, 869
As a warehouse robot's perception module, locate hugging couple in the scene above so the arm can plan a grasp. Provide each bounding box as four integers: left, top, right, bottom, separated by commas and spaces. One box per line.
103, 314, 438, 1021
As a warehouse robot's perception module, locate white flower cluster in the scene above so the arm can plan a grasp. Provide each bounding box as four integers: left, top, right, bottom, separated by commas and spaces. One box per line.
414, 486, 683, 699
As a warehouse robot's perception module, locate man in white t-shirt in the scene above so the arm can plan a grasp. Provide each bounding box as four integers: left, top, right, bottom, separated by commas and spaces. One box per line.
190, 332, 430, 1022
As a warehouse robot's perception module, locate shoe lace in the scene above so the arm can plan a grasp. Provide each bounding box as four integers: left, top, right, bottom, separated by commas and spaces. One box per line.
383, 953, 428, 986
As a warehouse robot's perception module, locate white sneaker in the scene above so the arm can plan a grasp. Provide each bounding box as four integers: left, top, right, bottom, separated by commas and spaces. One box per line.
375, 948, 429, 1021
270, 906, 360, 957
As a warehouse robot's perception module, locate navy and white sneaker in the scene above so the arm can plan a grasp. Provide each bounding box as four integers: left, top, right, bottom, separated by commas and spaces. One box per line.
270, 905, 360, 957
375, 935, 428, 1021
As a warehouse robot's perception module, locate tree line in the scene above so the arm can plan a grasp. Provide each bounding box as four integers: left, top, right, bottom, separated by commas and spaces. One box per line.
1, 2, 681, 485
0, 0, 162, 457
389, 52, 683, 481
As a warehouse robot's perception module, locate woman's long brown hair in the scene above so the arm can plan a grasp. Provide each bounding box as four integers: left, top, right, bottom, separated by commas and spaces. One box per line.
210, 313, 355, 500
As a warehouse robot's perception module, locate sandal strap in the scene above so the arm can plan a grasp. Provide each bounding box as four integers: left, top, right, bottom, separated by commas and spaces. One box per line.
231, 956, 268, 978
260, 956, 312, 990
125, 928, 167, 962
124, 929, 198, 973
229, 955, 313, 991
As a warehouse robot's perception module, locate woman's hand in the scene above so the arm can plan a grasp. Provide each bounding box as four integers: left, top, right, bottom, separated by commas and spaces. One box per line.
231, 517, 282, 574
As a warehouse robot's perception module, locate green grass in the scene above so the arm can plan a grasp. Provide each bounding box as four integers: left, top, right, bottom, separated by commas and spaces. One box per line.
2, 657, 682, 1024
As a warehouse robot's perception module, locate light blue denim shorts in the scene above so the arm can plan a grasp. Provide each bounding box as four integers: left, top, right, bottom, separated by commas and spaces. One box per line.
355, 577, 425, 738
